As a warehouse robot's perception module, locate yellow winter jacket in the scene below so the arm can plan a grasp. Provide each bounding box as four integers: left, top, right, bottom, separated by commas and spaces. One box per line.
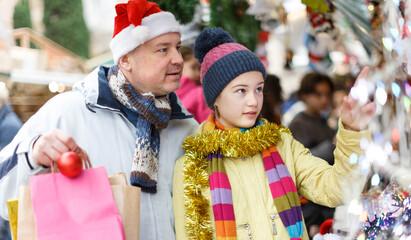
173, 120, 370, 240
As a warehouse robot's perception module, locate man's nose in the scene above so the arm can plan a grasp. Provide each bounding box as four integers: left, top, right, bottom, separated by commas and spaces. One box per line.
171, 49, 184, 65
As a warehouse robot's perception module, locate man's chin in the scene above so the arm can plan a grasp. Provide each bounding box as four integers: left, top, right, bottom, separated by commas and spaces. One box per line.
154, 84, 180, 96
166, 77, 182, 91
173, 83, 181, 92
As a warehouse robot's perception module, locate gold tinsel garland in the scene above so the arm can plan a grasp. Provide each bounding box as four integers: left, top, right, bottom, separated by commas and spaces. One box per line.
182, 122, 290, 239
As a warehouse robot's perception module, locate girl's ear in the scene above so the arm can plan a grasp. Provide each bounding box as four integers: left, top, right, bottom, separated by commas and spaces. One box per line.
118, 54, 132, 72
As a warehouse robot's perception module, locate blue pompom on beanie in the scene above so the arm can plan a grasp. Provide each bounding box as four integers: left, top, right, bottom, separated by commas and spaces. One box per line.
194, 27, 266, 109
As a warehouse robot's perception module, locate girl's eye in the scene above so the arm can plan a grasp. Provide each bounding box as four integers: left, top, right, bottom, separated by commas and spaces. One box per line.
236, 89, 245, 94
256, 87, 263, 92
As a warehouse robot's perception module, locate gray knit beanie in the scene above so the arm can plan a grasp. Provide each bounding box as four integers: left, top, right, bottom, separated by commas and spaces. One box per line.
194, 27, 266, 109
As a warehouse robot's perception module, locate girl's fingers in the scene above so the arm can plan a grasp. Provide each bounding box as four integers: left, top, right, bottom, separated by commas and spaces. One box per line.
352, 66, 370, 87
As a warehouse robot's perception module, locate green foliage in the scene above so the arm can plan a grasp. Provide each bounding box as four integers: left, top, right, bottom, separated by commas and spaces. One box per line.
13, 0, 34, 47
209, 0, 260, 51
43, 0, 90, 58
13, 0, 32, 29
154, 0, 199, 24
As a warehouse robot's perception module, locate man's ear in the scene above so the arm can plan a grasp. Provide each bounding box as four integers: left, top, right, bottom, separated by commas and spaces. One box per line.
118, 54, 132, 71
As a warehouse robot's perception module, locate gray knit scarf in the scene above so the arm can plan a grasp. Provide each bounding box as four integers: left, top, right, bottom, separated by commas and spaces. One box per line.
108, 66, 171, 193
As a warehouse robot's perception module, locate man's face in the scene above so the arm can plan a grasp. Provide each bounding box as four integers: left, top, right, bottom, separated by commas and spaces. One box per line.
126, 32, 183, 96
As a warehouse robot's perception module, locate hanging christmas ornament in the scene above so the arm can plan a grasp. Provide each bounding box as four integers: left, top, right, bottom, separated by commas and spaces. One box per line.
57, 151, 83, 178
246, 0, 277, 19
391, 196, 411, 238
302, 0, 330, 13
246, 0, 284, 31
260, 9, 281, 31
358, 184, 410, 239
399, 0, 411, 39
304, 0, 339, 72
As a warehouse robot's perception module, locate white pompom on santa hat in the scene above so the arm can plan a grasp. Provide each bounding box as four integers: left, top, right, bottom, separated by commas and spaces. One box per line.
312, 219, 342, 240
110, 0, 181, 64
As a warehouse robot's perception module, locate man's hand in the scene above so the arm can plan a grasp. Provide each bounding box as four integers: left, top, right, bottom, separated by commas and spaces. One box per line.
340, 66, 377, 131
32, 129, 79, 167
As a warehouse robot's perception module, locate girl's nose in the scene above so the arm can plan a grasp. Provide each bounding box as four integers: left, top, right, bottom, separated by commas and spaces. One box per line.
247, 92, 258, 106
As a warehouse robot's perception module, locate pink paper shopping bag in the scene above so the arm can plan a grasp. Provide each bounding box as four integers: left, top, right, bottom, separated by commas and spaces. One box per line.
29, 164, 125, 240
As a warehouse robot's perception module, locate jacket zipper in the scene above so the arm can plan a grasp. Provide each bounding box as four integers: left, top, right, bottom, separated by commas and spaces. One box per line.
237, 223, 252, 240
270, 213, 279, 235
86, 101, 122, 114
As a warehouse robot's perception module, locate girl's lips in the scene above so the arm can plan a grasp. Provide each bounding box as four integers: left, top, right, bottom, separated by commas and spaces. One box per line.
244, 112, 257, 117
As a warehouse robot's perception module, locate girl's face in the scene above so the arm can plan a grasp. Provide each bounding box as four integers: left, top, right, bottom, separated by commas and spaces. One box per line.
214, 71, 264, 129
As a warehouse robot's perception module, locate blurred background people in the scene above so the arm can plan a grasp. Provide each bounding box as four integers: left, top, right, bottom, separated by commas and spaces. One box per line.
0, 82, 22, 240
261, 74, 284, 125
282, 90, 306, 127
287, 72, 336, 238
0, 82, 22, 150
175, 45, 212, 123
288, 72, 335, 162
327, 84, 348, 133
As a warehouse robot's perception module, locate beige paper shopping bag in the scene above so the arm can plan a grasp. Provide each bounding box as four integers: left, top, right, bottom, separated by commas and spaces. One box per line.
109, 172, 141, 240
16, 186, 37, 240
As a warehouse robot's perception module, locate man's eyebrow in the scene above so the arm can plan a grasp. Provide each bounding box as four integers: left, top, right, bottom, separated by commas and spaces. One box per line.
154, 41, 181, 47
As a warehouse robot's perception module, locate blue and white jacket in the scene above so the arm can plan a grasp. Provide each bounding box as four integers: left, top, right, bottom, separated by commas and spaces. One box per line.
0, 66, 198, 240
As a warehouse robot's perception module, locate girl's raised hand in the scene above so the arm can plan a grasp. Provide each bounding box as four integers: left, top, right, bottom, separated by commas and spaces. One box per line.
340, 66, 377, 131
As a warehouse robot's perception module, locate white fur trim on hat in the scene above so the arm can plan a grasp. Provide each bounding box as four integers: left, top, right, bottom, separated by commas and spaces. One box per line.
141, 11, 181, 40
131, 25, 150, 45
110, 11, 181, 64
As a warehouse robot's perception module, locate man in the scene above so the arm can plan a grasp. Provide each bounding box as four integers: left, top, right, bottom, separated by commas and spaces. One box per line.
0, 1, 198, 239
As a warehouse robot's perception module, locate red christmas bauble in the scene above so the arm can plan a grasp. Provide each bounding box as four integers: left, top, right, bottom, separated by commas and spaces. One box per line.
57, 151, 83, 178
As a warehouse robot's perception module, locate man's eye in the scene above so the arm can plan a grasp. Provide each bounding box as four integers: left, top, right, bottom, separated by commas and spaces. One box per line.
159, 48, 167, 52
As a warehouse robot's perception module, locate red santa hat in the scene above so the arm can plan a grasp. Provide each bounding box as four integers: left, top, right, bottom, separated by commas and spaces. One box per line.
110, 0, 181, 64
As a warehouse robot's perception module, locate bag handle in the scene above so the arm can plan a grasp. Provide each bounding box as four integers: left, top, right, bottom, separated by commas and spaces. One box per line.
80, 149, 92, 169
50, 148, 92, 173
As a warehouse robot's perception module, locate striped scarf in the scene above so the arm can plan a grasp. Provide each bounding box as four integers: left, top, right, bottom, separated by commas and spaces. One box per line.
205, 115, 303, 239
108, 66, 171, 193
